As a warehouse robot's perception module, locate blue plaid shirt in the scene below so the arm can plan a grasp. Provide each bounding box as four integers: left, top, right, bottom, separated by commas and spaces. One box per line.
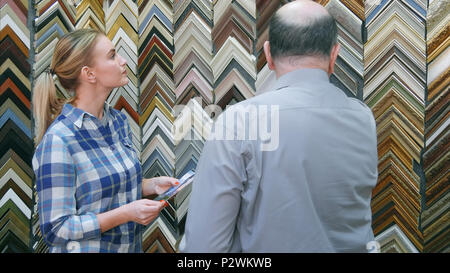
32, 102, 143, 253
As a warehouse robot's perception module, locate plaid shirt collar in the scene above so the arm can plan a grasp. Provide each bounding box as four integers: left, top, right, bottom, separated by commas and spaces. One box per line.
62, 102, 110, 129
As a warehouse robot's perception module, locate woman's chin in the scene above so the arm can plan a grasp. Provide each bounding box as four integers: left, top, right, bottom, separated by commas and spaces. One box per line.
120, 78, 129, 86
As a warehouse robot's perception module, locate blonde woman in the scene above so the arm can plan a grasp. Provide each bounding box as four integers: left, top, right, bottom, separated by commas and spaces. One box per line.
32, 29, 179, 253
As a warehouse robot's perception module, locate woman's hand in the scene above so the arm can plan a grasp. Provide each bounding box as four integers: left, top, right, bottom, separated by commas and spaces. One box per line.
124, 199, 168, 226
142, 176, 179, 196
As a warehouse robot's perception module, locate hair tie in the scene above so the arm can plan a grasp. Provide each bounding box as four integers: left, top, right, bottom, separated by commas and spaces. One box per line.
46, 67, 55, 76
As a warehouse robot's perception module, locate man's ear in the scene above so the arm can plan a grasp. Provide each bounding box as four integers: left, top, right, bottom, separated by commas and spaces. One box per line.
264, 41, 275, 71
328, 43, 340, 76
80, 66, 96, 84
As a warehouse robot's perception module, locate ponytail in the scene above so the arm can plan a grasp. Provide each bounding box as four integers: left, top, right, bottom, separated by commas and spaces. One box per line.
32, 70, 67, 146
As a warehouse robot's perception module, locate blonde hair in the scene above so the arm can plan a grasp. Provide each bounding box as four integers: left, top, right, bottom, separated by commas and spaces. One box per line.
32, 29, 104, 145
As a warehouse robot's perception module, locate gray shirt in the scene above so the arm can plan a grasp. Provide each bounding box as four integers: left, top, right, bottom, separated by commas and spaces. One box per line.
180, 68, 378, 253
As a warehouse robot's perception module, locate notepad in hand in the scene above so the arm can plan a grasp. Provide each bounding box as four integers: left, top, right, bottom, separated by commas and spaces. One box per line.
154, 170, 195, 201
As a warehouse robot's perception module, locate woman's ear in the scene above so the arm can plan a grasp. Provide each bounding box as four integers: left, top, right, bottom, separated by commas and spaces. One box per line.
80, 66, 96, 84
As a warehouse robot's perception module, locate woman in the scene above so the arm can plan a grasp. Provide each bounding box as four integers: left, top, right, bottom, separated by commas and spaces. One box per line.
32, 29, 178, 253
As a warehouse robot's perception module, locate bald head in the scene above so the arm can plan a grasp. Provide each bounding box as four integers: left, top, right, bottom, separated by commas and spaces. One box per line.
277, 0, 330, 26
264, 0, 339, 77
268, 0, 337, 61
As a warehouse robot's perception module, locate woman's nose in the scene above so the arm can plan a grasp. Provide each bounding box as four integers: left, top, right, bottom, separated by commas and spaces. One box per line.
118, 54, 127, 66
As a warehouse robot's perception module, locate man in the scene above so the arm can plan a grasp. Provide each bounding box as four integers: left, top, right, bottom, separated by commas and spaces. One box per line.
180, 0, 378, 252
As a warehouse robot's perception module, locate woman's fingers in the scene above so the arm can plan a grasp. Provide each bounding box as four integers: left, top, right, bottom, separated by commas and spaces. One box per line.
141, 201, 168, 225
138, 199, 166, 212
142, 199, 162, 206
150, 176, 179, 195
159, 176, 179, 186
145, 199, 168, 210
128, 198, 170, 225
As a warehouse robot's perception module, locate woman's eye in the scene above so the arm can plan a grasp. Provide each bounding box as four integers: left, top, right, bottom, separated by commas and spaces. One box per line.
111, 53, 115, 59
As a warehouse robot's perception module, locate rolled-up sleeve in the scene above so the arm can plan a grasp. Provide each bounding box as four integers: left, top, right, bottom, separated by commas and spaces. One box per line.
32, 134, 101, 247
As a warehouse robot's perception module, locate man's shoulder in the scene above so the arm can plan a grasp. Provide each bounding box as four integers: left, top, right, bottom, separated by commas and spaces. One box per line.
318, 83, 374, 116
346, 97, 374, 116
227, 91, 278, 109
220, 93, 277, 120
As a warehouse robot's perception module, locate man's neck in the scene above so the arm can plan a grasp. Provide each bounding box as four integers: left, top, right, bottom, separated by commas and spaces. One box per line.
274, 56, 329, 79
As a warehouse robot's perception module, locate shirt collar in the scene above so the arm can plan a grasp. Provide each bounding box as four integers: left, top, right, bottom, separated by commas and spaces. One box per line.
275, 68, 330, 91
62, 102, 111, 129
